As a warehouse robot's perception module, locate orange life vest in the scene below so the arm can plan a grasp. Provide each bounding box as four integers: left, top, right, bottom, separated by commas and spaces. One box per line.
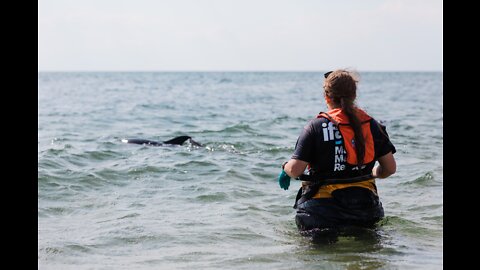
317, 108, 375, 166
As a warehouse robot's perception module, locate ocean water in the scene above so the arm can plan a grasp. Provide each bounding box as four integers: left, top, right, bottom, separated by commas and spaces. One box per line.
38, 72, 443, 269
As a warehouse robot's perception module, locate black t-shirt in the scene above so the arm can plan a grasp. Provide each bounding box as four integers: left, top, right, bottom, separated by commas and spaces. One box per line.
291, 116, 396, 178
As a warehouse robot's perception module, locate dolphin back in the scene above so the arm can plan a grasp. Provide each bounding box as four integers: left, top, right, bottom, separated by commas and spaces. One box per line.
122, 135, 202, 146
163, 136, 203, 146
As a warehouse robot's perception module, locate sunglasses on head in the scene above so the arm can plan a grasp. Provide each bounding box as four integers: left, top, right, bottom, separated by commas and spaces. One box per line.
324, 71, 333, 79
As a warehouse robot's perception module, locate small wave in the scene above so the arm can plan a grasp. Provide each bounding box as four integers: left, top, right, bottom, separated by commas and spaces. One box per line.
263, 145, 295, 154
378, 215, 419, 227
75, 149, 123, 162
38, 156, 70, 171
117, 213, 141, 220
400, 171, 441, 187
205, 143, 245, 154
213, 123, 259, 136
195, 191, 229, 202
407, 203, 443, 212
173, 160, 216, 167
64, 244, 95, 253
378, 215, 440, 237
41, 147, 67, 156
421, 215, 443, 222
39, 206, 75, 217
219, 78, 232, 83
39, 246, 63, 256
127, 165, 168, 175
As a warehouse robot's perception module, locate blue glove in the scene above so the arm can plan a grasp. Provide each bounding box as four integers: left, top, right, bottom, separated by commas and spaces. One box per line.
278, 170, 291, 190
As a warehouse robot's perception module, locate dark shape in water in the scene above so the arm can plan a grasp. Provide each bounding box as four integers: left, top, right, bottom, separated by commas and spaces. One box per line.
300, 225, 382, 245
121, 136, 202, 147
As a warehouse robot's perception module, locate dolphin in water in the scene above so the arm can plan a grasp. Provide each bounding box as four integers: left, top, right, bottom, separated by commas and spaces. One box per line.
122, 135, 202, 147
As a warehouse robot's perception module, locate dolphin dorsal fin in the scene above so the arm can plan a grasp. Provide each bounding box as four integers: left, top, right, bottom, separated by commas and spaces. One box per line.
162, 136, 192, 145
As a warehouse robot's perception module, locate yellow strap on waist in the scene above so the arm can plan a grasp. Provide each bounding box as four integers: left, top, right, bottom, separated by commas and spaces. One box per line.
306, 178, 377, 199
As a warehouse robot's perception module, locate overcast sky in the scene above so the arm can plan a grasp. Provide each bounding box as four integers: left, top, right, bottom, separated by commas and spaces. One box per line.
38, 0, 442, 72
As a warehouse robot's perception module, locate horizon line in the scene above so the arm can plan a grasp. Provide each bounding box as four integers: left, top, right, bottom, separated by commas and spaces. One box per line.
38, 69, 443, 73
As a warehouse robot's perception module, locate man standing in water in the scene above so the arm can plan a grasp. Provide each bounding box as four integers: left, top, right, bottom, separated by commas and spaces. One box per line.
278, 69, 397, 234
